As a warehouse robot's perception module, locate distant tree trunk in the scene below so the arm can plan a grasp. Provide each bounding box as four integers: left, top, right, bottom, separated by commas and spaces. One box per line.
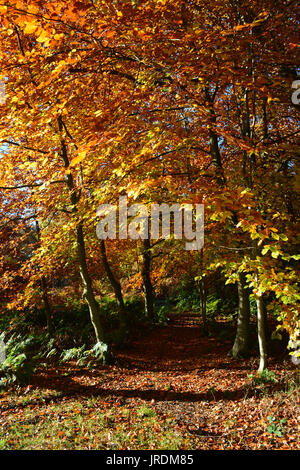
232, 273, 250, 358
35, 219, 53, 334
199, 279, 208, 335
100, 239, 127, 331
256, 295, 267, 373
41, 276, 52, 334
141, 238, 154, 320
198, 249, 208, 335
204, 86, 226, 185
214, 267, 224, 300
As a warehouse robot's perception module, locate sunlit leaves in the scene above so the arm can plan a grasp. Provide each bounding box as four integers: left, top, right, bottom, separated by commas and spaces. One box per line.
0, 0, 298, 340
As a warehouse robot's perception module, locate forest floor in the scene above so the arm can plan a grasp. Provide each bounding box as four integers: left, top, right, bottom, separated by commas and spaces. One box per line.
0, 313, 299, 450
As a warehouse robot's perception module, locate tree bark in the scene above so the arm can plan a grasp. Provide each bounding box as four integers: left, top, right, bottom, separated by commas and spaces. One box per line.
100, 239, 127, 330
261, 294, 270, 340
41, 276, 52, 334
232, 273, 250, 358
76, 224, 105, 344
256, 295, 267, 373
198, 249, 208, 335
141, 238, 155, 320
35, 219, 53, 334
58, 116, 106, 347
200, 279, 208, 335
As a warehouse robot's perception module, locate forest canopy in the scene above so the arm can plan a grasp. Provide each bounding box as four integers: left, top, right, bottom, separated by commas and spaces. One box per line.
0, 0, 299, 381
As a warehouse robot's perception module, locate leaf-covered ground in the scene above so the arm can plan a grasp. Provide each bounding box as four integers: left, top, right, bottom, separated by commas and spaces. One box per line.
0, 314, 299, 450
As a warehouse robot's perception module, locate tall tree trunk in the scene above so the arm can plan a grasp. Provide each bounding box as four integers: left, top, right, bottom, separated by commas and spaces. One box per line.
232, 273, 250, 358
76, 224, 105, 344
141, 238, 154, 320
100, 239, 127, 330
58, 116, 106, 347
256, 295, 267, 373
198, 248, 208, 334
41, 276, 52, 334
261, 294, 270, 340
204, 86, 226, 186
199, 279, 208, 335
35, 219, 53, 334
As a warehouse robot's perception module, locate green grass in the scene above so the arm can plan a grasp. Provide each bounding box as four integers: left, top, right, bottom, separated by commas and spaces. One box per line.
0, 393, 194, 450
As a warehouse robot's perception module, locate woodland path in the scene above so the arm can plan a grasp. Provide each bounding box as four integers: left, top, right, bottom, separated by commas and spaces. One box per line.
28, 313, 298, 449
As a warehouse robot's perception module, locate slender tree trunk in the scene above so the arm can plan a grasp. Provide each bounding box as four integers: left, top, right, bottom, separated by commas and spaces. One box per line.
100, 239, 127, 330
261, 294, 270, 340
204, 86, 226, 186
232, 273, 250, 358
200, 279, 208, 335
41, 276, 52, 334
198, 249, 208, 334
76, 224, 105, 344
58, 116, 106, 347
256, 295, 267, 373
141, 238, 154, 320
35, 219, 53, 334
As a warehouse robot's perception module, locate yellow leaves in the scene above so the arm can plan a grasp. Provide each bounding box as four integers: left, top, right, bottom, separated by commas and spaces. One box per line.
106, 30, 115, 39
32, 25, 63, 46
234, 24, 249, 31
27, 4, 39, 14
53, 60, 67, 75
36, 29, 52, 45
19, 160, 38, 171
54, 33, 64, 41
253, 288, 263, 298
69, 138, 100, 169
64, 8, 80, 22
23, 23, 38, 35
240, 188, 251, 196
0, 5, 7, 14
39, 181, 50, 191
210, 209, 233, 223
267, 96, 280, 104
70, 150, 87, 167
137, 30, 152, 41
232, 11, 269, 33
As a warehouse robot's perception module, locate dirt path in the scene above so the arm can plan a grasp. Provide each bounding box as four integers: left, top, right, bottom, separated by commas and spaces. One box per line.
32, 313, 293, 400
29, 314, 299, 449
35, 314, 253, 397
